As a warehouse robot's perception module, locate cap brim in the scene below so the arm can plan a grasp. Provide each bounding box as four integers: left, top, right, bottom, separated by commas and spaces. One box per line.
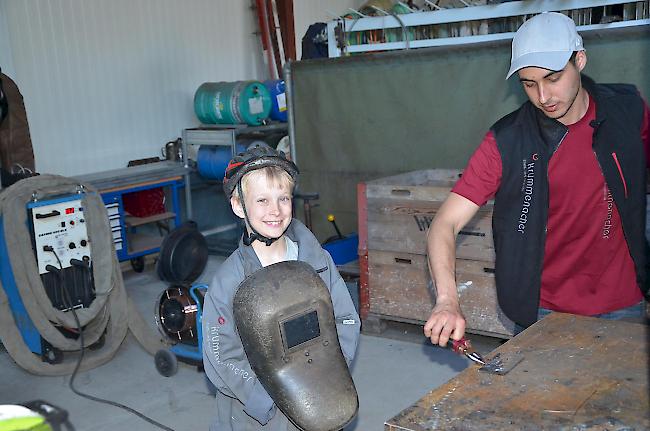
506, 51, 573, 79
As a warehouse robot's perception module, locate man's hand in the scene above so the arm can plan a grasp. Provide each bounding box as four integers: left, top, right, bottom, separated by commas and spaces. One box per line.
423, 299, 466, 347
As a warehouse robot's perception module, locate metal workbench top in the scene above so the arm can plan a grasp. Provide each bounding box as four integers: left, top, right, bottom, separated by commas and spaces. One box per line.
75, 161, 188, 192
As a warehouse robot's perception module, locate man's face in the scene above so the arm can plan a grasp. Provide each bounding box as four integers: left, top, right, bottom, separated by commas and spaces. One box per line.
517, 51, 587, 125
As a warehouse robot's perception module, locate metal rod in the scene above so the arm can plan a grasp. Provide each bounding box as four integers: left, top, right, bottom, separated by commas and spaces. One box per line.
283, 61, 297, 165
182, 128, 193, 220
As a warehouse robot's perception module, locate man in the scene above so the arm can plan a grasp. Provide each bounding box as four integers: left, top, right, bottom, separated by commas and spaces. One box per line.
424, 12, 650, 347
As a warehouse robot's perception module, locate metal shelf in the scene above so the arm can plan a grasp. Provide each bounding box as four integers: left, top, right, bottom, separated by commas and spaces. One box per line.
327, 0, 650, 57
127, 233, 164, 255
125, 211, 176, 227
181, 123, 288, 230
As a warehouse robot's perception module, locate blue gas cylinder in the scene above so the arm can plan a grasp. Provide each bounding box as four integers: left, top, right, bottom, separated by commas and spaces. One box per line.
197, 141, 268, 180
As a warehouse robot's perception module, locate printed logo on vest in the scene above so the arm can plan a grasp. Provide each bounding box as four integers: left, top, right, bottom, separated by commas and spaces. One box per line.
602, 188, 614, 239
518, 154, 537, 233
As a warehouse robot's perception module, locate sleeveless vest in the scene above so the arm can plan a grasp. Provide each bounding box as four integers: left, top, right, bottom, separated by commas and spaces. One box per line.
491, 75, 648, 327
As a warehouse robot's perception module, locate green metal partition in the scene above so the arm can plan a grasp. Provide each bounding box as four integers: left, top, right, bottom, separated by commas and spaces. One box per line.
290, 28, 650, 240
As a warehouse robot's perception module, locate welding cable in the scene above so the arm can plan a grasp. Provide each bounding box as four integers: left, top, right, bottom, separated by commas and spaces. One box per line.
0, 174, 168, 377
47, 249, 175, 431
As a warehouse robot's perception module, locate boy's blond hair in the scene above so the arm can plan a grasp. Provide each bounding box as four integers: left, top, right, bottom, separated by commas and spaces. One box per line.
231, 165, 295, 201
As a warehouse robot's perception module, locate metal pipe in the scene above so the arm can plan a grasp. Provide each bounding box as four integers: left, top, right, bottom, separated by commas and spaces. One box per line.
181, 128, 193, 220
283, 61, 297, 165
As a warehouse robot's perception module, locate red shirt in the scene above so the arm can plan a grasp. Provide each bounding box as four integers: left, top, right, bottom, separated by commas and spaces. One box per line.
453, 95, 650, 315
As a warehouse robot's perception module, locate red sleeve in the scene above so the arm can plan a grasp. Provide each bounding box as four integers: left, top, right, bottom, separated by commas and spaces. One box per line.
451, 131, 502, 206
641, 98, 650, 168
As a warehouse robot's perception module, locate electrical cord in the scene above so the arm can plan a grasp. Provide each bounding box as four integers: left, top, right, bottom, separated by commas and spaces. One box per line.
45, 247, 175, 431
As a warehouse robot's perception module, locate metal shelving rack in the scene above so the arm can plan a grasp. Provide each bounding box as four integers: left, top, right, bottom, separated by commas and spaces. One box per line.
181, 123, 288, 237
327, 0, 650, 57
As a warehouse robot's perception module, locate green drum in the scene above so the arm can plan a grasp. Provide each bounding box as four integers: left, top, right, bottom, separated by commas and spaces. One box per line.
194, 81, 272, 126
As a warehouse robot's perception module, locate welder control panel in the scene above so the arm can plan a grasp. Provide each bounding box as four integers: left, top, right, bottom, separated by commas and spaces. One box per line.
30, 198, 92, 274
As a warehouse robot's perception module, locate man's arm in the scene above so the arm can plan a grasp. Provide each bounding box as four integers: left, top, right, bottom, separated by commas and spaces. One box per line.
423, 192, 480, 347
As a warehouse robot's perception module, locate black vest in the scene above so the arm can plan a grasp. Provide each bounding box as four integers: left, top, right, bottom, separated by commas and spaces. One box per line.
491, 75, 648, 327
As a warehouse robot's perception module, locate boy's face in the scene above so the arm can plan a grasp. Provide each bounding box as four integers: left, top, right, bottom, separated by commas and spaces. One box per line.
231, 173, 293, 239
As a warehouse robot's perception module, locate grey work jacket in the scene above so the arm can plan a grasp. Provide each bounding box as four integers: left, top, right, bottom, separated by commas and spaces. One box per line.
202, 219, 361, 431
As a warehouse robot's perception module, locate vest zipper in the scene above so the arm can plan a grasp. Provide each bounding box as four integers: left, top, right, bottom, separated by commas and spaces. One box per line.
551, 130, 568, 157
545, 129, 569, 231
611, 152, 628, 198
539, 129, 568, 309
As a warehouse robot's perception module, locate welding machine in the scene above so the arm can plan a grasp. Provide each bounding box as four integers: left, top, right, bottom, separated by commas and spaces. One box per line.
0, 192, 96, 363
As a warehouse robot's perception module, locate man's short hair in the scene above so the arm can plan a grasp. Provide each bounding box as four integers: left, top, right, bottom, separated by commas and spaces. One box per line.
506, 12, 585, 79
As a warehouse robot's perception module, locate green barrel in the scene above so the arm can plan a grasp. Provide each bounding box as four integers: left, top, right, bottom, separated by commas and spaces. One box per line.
194, 81, 272, 126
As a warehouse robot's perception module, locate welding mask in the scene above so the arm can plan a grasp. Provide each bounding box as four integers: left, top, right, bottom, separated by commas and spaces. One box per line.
233, 260, 358, 431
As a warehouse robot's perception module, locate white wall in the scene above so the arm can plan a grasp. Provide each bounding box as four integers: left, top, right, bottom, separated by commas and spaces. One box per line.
0, 0, 363, 176
0, 2, 15, 77
1, 0, 267, 176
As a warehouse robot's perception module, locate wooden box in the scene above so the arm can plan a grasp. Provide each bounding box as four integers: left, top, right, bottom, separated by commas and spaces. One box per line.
358, 169, 513, 338
365, 169, 494, 262
367, 250, 514, 338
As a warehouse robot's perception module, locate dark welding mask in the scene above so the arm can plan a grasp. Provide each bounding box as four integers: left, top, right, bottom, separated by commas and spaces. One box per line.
233, 260, 358, 431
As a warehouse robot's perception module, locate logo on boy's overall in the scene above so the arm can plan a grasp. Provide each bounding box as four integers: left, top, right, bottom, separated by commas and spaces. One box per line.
218, 316, 226, 325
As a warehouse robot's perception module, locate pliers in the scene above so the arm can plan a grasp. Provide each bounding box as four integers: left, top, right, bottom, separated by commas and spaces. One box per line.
446, 337, 512, 374
446, 337, 487, 365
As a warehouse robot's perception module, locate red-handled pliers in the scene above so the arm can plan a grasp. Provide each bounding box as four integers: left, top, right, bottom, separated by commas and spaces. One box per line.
447, 337, 487, 366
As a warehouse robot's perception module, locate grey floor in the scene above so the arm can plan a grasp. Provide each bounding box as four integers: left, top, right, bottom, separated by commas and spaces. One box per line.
0, 256, 501, 431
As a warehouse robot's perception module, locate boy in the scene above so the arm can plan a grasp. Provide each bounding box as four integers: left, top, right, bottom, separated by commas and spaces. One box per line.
202, 143, 361, 430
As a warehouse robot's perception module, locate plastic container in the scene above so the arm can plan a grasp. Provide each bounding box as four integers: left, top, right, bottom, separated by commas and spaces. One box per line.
263, 80, 287, 122
322, 233, 359, 265
194, 81, 272, 126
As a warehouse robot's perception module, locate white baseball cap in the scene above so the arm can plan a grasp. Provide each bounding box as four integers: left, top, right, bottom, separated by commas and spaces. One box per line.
506, 12, 584, 79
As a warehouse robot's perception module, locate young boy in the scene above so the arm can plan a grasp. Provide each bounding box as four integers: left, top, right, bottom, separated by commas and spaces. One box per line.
201, 143, 361, 431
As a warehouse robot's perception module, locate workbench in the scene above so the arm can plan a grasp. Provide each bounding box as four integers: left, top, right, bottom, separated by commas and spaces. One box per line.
75, 161, 188, 270
385, 313, 649, 430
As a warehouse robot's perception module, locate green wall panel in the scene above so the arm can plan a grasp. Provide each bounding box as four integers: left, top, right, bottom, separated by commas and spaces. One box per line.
291, 29, 650, 240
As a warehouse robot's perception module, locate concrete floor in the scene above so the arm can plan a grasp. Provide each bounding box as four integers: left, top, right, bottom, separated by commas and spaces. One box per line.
0, 256, 501, 431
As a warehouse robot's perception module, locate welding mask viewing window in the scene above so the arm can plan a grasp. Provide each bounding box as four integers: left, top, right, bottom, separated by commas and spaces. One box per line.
233, 260, 358, 431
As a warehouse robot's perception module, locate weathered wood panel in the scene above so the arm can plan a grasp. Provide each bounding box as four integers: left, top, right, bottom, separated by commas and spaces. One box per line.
365, 169, 495, 262
365, 169, 462, 201
455, 259, 515, 337
367, 198, 494, 261
368, 250, 514, 338
385, 313, 650, 431
367, 249, 436, 322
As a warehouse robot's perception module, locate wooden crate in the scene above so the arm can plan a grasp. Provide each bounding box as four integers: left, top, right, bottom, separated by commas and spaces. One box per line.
367, 250, 514, 338
358, 169, 510, 338
366, 169, 494, 262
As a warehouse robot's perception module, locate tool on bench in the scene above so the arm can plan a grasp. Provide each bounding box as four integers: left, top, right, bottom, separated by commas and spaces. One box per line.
447, 337, 493, 366
447, 337, 524, 375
